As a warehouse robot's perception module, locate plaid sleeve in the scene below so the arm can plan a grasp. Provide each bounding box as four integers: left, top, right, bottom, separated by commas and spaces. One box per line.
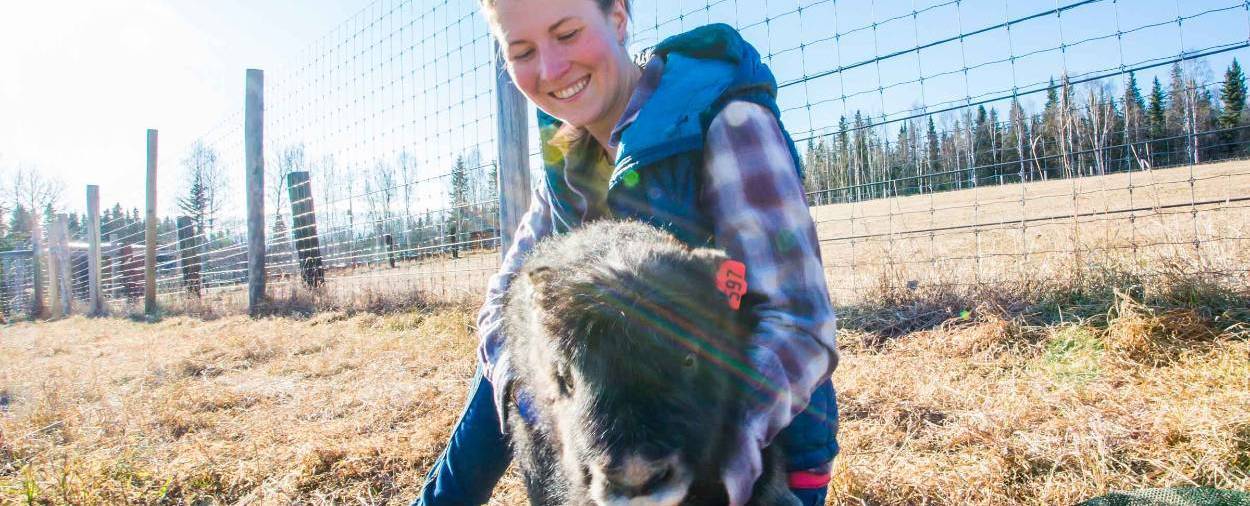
701, 101, 839, 505
477, 184, 554, 414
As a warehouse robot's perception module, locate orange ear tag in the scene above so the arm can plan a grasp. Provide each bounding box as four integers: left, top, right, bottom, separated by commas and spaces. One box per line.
716, 260, 748, 310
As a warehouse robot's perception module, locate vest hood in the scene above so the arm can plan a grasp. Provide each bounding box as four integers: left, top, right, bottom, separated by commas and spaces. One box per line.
613, 23, 798, 183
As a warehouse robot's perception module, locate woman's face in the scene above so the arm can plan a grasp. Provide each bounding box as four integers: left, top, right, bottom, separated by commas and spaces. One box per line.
491, 0, 633, 132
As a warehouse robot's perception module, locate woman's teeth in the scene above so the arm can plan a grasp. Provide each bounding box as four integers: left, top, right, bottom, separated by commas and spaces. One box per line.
553, 77, 589, 100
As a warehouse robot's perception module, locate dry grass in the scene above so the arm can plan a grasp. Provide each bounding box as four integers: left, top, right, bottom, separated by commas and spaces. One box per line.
3, 162, 1249, 504
811, 160, 1250, 305
0, 305, 529, 505
3, 263, 1247, 505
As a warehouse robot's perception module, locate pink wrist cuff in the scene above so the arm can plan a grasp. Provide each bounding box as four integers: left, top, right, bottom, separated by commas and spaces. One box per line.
787, 470, 831, 489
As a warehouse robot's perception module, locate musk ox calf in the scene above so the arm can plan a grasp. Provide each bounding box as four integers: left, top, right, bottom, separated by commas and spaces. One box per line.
501, 221, 798, 506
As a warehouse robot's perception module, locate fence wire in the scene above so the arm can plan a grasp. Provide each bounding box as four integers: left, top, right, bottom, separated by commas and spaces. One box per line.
6, 0, 1248, 316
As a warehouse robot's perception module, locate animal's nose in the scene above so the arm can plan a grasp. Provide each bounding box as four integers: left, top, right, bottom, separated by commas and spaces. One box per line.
600, 454, 683, 499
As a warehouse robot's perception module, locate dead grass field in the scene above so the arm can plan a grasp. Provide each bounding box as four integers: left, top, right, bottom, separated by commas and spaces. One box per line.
0, 306, 529, 505
2, 290, 1247, 505
3, 162, 1249, 505
810, 160, 1250, 304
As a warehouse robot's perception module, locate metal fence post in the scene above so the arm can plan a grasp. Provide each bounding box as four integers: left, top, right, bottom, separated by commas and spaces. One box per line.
493, 43, 531, 259
145, 129, 159, 316
246, 69, 266, 315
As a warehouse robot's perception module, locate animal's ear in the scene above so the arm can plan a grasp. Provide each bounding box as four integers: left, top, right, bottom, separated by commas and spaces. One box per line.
690, 247, 730, 272
691, 248, 748, 312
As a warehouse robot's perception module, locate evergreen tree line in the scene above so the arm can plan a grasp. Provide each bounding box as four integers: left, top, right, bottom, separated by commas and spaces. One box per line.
801, 59, 1249, 204
1, 199, 178, 252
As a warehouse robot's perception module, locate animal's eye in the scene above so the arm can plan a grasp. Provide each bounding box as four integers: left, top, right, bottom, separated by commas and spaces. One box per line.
682, 353, 697, 369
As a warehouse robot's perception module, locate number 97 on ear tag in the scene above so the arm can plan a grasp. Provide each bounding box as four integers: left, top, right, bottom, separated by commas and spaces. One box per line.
716, 260, 747, 311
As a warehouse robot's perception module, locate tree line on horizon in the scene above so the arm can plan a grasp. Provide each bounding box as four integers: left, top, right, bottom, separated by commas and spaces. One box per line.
800, 59, 1248, 204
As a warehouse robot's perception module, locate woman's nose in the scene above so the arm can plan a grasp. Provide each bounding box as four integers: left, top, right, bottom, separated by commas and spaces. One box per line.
538, 45, 571, 83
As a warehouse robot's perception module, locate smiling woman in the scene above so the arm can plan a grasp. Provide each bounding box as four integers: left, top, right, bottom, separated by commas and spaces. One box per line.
485, 0, 638, 156
413, 1, 840, 505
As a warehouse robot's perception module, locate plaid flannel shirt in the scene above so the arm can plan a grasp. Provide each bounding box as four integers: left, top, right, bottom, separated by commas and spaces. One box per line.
475, 60, 838, 505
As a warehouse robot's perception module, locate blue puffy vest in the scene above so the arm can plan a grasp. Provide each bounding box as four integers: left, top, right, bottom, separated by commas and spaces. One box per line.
537, 23, 837, 470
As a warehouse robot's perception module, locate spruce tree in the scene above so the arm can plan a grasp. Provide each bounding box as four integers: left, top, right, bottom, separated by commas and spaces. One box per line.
1148, 77, 1167, 138
448, 155, 469, 258
1220, 59, 1246, 155
926, 116, 940, 174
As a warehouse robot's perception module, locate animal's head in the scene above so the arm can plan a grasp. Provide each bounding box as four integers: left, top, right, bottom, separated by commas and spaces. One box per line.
516, 224, 750, 504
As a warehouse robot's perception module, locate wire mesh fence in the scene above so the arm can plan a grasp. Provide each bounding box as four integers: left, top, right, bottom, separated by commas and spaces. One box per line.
629, 0, 1250, 305
4, 0, 1249, 317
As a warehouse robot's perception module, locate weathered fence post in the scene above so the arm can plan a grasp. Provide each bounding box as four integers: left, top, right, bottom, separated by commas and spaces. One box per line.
122, 244, 142, 300
384, 234, 396, 268
47, 215, 67, 318
145, 129, 159, 316
177, 216, 202, 297
54, 214, 73, 314
285, 171, 324, 288
108, 233, 121, 299
30, 215, 45, 318
0, 256, 8, 321
87, 185, 105, 316
245, 69, 266, 315
494, 42, 531, 258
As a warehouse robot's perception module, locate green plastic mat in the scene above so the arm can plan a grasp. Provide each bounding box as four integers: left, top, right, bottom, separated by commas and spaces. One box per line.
1079, 487, 1250, 506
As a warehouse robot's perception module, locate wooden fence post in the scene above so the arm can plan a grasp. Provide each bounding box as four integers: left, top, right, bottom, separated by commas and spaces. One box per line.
245, 69, 266, 315
47, 215, 67, 318
384, 234, 396, 268
145, 129, 159, 316
87, 185, 104, 316
494, 42, 531, 259
177, 216, 202, 297
108, 233, 121, 299
30, 215, 45, 318
55, 214, 73, 315
285, 171, 324, 288
0, 256, 8, 321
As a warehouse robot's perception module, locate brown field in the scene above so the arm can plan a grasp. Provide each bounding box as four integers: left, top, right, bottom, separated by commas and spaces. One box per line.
3, 294, 1247, 504
2, 161, 1249, 504
810, 160, 1250, 304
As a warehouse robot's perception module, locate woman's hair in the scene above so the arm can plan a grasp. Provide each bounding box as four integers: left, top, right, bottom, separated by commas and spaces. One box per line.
480, 0, 631, 19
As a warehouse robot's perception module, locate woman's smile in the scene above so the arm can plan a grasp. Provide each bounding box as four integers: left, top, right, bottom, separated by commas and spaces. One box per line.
551, 76, 591, 101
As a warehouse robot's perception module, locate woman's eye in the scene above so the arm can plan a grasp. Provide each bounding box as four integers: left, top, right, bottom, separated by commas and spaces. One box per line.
557, 29, 580, 42
511, 49, 534, 61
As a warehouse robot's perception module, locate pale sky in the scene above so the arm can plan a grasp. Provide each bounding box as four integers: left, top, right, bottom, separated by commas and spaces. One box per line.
0, 0, 372, 216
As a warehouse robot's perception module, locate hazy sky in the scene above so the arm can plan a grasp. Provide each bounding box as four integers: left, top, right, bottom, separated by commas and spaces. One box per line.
3, 0, 1247, 220
0, 0, 372, 215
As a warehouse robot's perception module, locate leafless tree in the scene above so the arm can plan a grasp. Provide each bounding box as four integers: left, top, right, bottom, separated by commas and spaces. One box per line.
270, 144, 306, 230
179, 140, 227, 240
365, 159, 397, 237
11, 164, 65, 225
396, 151, 416, 247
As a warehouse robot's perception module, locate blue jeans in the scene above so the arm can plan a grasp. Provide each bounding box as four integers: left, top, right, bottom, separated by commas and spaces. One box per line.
414, 369, 837, 506
413, 368, 510, 506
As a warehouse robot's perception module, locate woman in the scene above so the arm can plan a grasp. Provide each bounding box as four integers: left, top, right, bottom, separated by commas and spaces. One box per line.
416, 0, 839, 504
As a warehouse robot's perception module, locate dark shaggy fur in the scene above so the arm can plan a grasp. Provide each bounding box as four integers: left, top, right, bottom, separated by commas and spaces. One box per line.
501, 221, 797, 505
